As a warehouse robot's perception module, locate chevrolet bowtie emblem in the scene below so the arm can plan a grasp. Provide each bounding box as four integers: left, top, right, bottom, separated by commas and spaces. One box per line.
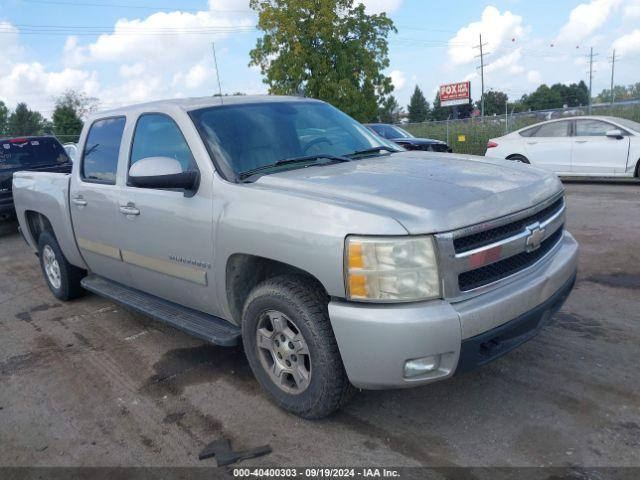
525, 224, 546, 252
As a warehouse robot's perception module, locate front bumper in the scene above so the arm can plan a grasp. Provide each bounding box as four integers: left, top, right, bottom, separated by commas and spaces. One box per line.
329, 231, 579, 389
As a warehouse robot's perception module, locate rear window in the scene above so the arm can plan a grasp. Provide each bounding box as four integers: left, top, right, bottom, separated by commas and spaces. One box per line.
0, 138, 70, 170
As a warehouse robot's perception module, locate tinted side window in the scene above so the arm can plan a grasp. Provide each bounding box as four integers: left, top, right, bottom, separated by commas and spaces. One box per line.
519, 126, 539, 137
130, 114, 195, 172
82, 117, 126, 184
575, 120, 614, 136
533, 121, 570, 138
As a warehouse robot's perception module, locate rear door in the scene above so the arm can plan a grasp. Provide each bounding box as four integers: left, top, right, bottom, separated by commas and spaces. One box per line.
571, 119, 630, 175
523, 120, 573, 174
69, 117, 131, 284
117, 112, 215, 314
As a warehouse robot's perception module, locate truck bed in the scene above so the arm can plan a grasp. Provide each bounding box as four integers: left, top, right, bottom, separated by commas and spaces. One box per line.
12, 171, 86, 269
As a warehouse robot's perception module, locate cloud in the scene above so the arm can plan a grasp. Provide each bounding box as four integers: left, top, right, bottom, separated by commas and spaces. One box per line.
390, 70, 406, 90
527, 70, 542, 84
484, 48, 523, 75
447, 6, 524, 65
612, 29, 640, 56
624, 0, 640, 19
0, 62, 99, 110
555, 0, 621, 45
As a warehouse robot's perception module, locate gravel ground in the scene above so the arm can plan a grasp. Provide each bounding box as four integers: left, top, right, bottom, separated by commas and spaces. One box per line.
0, 183, 638, 468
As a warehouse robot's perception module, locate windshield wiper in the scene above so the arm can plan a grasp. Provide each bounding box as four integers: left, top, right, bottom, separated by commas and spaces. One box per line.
346, 145, 399, 158
238, 154, 350, 181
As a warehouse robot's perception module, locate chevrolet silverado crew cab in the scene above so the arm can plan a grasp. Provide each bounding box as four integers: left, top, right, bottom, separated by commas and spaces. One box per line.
13, 96, 578, 418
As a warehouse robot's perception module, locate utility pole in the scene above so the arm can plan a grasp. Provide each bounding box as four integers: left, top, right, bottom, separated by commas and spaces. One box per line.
587, 47, 597, 114
212, 41, 223, 104
609, 49, 616, 104
474, 34, 489, 117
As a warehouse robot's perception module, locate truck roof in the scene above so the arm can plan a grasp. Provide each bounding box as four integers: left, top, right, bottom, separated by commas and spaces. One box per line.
94, 95, 320, 118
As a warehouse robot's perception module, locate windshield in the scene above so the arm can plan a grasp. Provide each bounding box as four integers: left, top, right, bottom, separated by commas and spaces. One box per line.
0, 137, 70, 170
190, 101, 399, 178
388, 125, 414, 138
612, 117, 640, 133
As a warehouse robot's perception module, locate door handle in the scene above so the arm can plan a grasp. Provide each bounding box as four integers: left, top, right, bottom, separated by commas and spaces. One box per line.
71, 196, 87, 206
575, 140, 588, 143
119, 204, 140, 216
526, 141, 537, 145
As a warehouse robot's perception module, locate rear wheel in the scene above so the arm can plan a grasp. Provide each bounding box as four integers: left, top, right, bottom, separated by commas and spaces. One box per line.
507, 154, 530, 164
38, 231, 85, 301
241, 275, 354, 419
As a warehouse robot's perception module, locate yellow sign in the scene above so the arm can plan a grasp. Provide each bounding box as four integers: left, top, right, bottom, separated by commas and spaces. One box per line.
458, 135, 466, 142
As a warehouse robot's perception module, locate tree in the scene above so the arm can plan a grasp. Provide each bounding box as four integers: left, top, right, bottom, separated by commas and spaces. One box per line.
477, 90, 508, 116
520, 84, 564, 111
407, 86, 429, 123
52, 104, 83, 143
7, 103, 44, 136
55, 90, 99, 120
377, 95, 401, 123
249, 0, 396, 122
0, 101, 8, 136
430, 92, 449, 121
51, 90, 98, 143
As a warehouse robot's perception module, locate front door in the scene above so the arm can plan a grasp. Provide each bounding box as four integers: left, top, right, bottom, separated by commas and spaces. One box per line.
572, 119, 630, 175
69, 116, 131, 285
523, 120, 573, 174
117, 112, 215, 314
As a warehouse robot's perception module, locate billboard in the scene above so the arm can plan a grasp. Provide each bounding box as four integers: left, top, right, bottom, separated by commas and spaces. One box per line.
439, 82, 471, 107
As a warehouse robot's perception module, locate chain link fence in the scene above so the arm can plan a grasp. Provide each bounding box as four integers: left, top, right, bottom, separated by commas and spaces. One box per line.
402, 100, 640, 156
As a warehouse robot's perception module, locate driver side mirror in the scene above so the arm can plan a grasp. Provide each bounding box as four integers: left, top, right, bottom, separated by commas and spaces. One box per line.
129, 157, 199, 192
606, 129, 624, 140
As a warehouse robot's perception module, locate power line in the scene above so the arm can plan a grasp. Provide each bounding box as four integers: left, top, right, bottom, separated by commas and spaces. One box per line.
21, 0, 253, 14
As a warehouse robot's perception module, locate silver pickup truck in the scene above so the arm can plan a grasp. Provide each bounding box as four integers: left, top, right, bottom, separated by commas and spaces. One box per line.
13, 96, 578, 418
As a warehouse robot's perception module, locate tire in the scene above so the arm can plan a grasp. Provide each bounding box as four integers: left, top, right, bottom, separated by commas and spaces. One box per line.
635, 159, 640, 178
37, 230, 85, 301
241, 275, 354, 419
507, 154, 530, 164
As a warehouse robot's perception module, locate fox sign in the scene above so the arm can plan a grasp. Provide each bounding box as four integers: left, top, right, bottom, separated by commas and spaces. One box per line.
440, 82, 471, 107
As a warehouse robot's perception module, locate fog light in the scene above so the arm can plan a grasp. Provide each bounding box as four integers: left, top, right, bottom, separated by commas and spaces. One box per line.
404, 355, 440, 378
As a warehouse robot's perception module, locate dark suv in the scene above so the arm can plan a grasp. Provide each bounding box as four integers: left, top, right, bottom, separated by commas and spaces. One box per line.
0, 136, 72, 218
365, 123, 452, 152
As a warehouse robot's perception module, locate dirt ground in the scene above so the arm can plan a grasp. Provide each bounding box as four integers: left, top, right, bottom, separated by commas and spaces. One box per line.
0, 183, 638, 468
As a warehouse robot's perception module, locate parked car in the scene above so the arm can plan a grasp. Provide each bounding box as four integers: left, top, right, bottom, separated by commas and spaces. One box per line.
365, 123, 452, 152
63, 143, 78, 163
485, 116, 640, 177
13, 96, 578, 418
0, 136, 72, 218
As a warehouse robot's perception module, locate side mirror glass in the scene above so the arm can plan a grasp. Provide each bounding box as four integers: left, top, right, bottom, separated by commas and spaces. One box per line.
129, 157, 199, 191
605, 129, 624, 139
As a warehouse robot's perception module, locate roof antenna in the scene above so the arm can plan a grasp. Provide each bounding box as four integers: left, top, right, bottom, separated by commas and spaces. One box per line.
212, 41, 223, 104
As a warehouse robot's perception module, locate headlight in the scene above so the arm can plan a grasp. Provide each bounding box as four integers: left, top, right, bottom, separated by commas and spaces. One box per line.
345, 235, 441, 302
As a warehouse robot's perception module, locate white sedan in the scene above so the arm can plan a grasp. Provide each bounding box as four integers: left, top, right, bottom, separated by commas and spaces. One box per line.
485, 116, 640, 177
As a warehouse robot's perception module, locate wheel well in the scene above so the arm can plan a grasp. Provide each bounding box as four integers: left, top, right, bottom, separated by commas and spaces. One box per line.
225, 254, 328, 324
635, 159, 640, 178
25, 211, 54, 245
506, 153, 529, 162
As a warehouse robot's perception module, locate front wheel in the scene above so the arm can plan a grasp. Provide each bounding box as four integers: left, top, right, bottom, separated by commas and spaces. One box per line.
241, 275, 354, 419
38, 231, 85, 301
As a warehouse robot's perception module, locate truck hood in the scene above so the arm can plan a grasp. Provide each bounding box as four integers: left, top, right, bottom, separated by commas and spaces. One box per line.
253, 151, 563, 234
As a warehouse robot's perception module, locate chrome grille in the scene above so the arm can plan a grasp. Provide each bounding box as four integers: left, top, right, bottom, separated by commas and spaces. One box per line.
435, 192, 566, 301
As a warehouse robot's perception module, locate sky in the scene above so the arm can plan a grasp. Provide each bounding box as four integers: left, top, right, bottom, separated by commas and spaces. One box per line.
0, 0, 639, 119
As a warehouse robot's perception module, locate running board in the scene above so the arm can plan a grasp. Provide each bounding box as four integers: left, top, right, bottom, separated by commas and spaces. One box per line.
81, 275, 241, 347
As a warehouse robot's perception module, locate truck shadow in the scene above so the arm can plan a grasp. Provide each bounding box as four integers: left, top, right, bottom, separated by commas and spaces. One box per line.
0, 218, 19, 238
